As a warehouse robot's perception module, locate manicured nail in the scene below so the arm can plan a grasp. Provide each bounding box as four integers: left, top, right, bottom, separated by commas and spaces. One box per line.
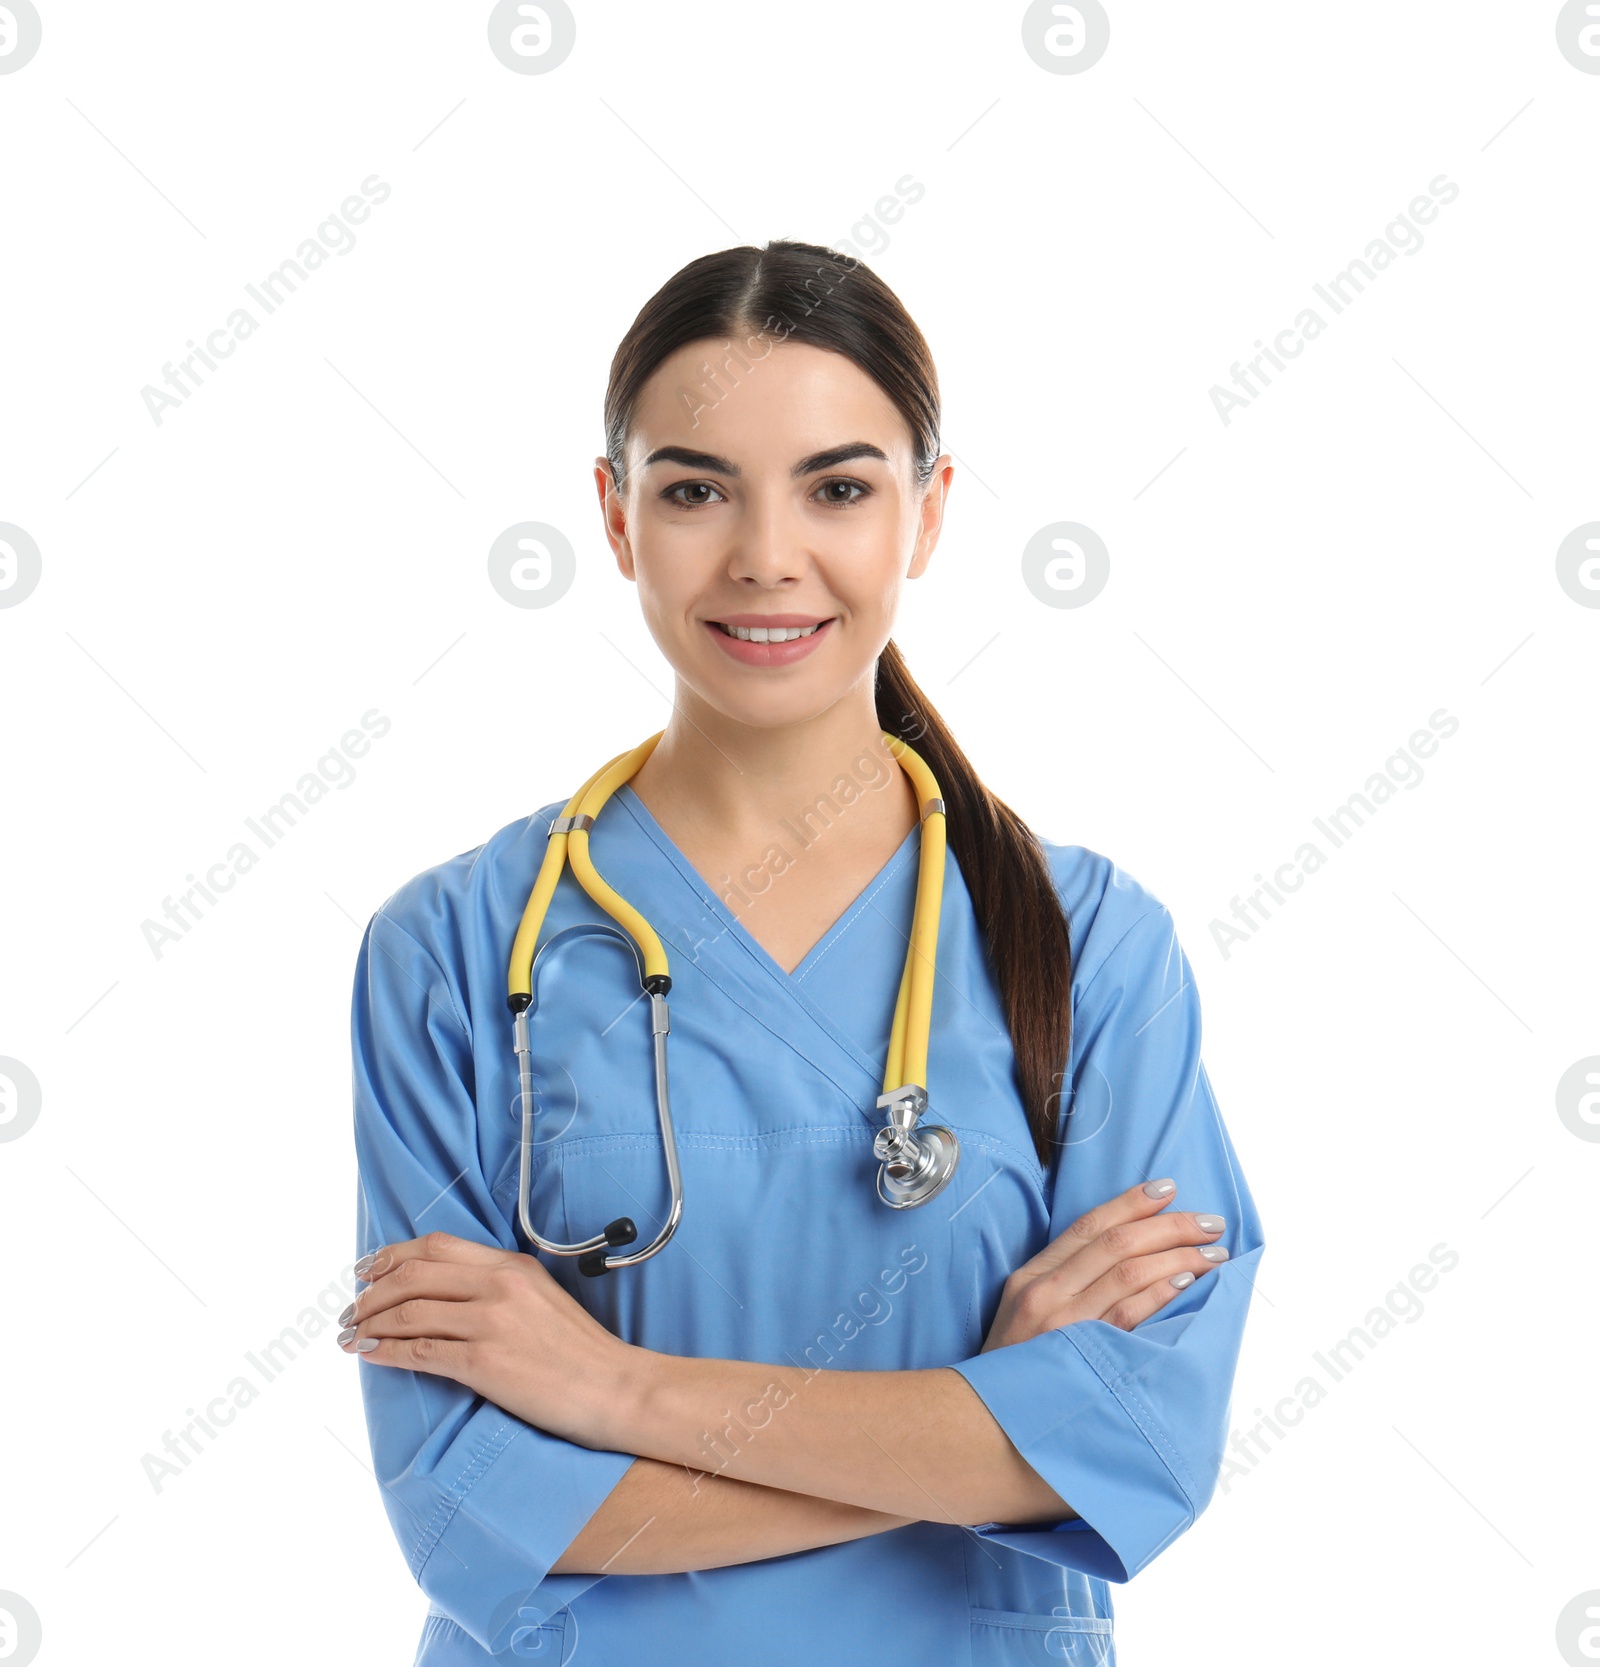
354, 1338, 379, 1353
1170, 1271, 1196, 1289
1143, 1178, 1175, 1198
339, 1303, 356, 1327
1198, 1245, 1230, 1263
337, 1327, 357, 1345
1196, 1215, 1224, 1233
354, 1253, 378, 1277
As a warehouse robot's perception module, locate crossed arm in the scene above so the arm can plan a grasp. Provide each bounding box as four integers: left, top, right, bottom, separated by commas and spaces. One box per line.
550, 1354, 1074, 1575
341, 1178, 1226, 1574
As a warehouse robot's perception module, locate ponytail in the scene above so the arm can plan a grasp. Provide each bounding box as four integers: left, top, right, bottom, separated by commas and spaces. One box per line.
876, 639, 1073, 1168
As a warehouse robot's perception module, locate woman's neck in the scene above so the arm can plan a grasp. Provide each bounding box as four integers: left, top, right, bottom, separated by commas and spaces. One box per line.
625, 698, 919, 864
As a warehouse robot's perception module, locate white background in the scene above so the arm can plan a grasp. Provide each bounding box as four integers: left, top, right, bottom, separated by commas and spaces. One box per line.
1, 2, 1595, 1663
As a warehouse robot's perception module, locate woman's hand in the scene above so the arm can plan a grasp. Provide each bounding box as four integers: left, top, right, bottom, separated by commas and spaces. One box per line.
980, 1178, 1228, 1352
338, 1231, 645, 1450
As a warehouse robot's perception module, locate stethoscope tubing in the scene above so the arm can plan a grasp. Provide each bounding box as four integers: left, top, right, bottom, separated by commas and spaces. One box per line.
514, 920, 685, 1273
507, 730, 956, 1273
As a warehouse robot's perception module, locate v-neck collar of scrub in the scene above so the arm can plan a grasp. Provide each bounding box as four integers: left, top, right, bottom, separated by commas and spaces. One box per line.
583, 780, 946, 1131
610, 780, 923, 986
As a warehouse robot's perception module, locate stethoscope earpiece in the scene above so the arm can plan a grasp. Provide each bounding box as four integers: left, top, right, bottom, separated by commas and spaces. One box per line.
577, 1218, 638, 1277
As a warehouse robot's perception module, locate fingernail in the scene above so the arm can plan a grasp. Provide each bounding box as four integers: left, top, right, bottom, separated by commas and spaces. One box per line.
1143, 1178, 1175, 1198
354, 1253, 378, 1277
1198, 1245, 1230, 1263
339, 1303, 356, 1327
337, 1327, 357, 1345
1170, 1271, 1196, 1289
354, 1338, 379, 1353
1196, 1215, 1224, 1233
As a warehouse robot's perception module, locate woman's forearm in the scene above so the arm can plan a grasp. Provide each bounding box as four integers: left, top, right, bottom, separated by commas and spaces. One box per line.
607, 1348, 1077, 1527
549, 1456, 918, 1575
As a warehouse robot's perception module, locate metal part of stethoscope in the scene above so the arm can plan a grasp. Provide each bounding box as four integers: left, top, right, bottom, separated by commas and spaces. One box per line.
873, 1083, 959, 1210
511, 918, 684, 1276
505, 730, 960, 1275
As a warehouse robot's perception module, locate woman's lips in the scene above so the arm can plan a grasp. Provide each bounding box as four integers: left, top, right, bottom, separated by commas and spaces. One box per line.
704, 618, 834, 667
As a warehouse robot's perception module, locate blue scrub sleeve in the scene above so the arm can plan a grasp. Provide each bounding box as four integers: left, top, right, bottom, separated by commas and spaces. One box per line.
947, 904, 1264, 1583
350, 910, 638, 1656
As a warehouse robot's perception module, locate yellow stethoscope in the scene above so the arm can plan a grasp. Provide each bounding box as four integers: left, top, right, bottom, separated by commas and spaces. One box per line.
506, 730, 960, 1275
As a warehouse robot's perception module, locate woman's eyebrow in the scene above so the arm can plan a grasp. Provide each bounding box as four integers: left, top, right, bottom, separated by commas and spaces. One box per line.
640, 441, 890, 479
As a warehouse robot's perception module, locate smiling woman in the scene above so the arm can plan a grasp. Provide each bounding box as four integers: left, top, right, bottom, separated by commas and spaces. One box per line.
346, 239, 1265, 1666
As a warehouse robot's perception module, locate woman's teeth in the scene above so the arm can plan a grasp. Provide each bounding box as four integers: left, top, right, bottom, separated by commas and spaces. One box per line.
715, 622, 824, 642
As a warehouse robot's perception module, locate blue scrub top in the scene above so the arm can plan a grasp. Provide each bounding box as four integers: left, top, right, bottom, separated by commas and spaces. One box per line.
351, 780, 1265, 1665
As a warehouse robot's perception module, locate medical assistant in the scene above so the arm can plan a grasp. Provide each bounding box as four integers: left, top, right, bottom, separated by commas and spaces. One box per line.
350, 780, 1266, 1666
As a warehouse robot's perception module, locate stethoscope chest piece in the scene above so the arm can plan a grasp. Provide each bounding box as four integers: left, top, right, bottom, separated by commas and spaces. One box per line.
873, 1084, 960, 1209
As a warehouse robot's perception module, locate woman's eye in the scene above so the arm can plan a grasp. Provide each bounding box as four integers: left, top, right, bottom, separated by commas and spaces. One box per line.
664, 481, 726, 508
661, 478, 869, 509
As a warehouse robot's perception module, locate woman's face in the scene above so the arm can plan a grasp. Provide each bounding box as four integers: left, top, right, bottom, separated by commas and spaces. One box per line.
596, 337, 952, 730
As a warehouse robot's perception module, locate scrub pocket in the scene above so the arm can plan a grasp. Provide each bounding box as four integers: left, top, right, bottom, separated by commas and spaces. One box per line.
968, 1607, 1115, 1665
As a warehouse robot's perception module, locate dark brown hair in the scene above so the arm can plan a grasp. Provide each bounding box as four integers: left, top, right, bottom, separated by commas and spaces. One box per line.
602, 239, 1074, 1169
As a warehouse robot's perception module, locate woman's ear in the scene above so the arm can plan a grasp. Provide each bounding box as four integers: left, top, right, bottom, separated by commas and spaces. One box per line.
594, 458, 635, 578
909, 455, 955, 578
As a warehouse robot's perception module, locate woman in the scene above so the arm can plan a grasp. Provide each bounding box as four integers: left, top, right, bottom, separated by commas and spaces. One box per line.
344, 239, 1264, 1665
